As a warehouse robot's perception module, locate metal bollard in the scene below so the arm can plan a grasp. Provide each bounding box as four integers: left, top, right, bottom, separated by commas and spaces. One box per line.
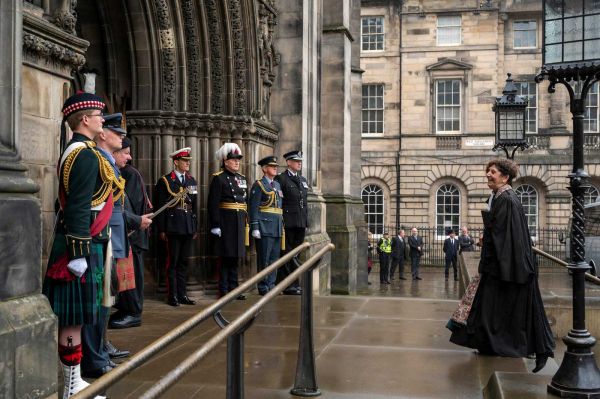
214, 311, 257, 399
290, 256, 321, 397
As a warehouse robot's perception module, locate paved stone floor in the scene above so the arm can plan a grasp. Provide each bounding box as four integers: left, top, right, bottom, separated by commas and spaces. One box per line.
99, 267, 566, 398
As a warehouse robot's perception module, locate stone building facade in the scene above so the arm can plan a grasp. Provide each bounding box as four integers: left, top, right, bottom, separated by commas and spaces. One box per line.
0, 0, 365, 396
360, 0, 600, 241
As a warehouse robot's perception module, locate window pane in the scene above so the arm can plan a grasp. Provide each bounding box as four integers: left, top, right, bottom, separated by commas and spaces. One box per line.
362, 84, 385, 134
361, 16, 385, 51
362, 184, 385, 235
436, 184, 460, 235
515, 185, 538, 236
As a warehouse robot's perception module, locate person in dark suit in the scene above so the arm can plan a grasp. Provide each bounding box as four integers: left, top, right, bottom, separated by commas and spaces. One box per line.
109, 137, 153, 330
408, 227, 424, 280
207, 143, 248, 300
458, 226, 475, 253
443, 229, 460, 281
274, 150, 308, 295
155, 147, 198, 307
390, 229, 407, 280
249, 156, 284, 295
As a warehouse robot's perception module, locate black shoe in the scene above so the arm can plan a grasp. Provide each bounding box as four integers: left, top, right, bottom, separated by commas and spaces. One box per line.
258, 291, 267, 296
416, 276, 423, 280
82, 365, 113, 378
532, 354, 549, 373
236, 294, 247, 300
109, 314, 141, 330
168, 297, 180, 307
108, 360, 117, 368
399, 276, 407, 280
104, 340, 131, 359
283, 288, 301, 295
178, 296, 196, 305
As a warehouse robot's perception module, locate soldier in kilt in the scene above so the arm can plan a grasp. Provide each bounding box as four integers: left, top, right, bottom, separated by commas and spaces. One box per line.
42, 92, 111, 398
207, 143, 249, 300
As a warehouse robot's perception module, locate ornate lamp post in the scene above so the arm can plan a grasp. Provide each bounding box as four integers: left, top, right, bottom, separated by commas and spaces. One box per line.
492, 73, 529, 159
535, 0, 600, 397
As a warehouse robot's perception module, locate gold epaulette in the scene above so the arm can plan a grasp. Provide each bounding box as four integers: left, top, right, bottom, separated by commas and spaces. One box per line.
212, 170, 224, 176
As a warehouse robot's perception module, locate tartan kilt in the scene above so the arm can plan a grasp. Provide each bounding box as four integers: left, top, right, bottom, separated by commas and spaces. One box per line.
43, 234, 105, 328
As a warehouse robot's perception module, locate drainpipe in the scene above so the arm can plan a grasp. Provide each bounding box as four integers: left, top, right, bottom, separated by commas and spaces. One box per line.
396, 0, 403, 228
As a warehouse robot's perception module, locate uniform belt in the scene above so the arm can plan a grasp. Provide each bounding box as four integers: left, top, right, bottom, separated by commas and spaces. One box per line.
91, 202, 106, 211
219, 202, 247, 211
177, 203, 192, 211
259, 206, 283, 215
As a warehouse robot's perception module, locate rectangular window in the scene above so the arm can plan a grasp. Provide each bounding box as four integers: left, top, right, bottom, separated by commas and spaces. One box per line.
361, 17, 384, 51
585, 83, 599, 133
515, 82, 537, 134
362, 84, 384, 134
435, 80, 461, 133
513, 20, 537, 49
437, 16, 461, 46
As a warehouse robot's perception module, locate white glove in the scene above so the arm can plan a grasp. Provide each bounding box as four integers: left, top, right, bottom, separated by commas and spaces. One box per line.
210, 227, 222, 237
252, 230, 261, 239
67, 258, 88, 277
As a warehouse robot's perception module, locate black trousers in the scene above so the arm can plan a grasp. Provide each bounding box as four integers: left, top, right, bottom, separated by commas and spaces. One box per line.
379, 253, 390, 283
276, 227, 306, 289
445, 256, 458, 279
219, 256, 240, 294
167, 234, 192, 299
114, 249, 145, 317
390, 256, 404, 278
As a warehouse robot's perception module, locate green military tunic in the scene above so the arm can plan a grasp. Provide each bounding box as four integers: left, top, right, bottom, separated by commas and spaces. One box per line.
43, 133, 113, 327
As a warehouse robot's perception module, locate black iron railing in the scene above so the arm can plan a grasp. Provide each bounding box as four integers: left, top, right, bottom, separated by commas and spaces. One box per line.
368, 225, 568, 268
73, 242, 334, 399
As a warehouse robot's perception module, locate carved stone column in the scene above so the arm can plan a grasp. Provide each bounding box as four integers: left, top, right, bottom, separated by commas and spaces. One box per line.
0, 1, 56, 397
320, 0, 365, 294
271, 0, 332, 293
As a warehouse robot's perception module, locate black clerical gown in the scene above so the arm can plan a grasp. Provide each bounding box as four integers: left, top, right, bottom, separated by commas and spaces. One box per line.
449, 188, 554, 358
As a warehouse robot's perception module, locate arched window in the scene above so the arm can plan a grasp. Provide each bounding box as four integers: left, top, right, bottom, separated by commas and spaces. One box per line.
362, 184, 384, 235
436, 184, 460, 237
585, 186, 600, 205
515, 184, 538, 237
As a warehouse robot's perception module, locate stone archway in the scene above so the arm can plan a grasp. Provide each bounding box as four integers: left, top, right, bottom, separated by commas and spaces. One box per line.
24, 0, 281, 294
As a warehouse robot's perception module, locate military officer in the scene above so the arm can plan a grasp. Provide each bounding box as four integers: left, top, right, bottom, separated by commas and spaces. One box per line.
249, 156, 284, 295
42, 92, 110, 398
274, 150, 308, 295
207, 143, 248, 300
155, 147, 198, 306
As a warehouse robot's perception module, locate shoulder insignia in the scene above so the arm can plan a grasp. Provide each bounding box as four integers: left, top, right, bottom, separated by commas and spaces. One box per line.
212, 170, 224, 176
238, 173, 246, 178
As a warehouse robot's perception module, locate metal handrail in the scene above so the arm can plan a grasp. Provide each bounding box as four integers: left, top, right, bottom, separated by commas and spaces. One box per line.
73, 241, 312, 399
139, 243, 335, 398
533, 246, 600, 284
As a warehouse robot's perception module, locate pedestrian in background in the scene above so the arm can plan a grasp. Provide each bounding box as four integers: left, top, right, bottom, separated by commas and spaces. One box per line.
377, 232, 392, 284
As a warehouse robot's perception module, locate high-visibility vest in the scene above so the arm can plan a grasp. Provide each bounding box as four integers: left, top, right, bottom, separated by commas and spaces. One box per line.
379, 238, 392, 253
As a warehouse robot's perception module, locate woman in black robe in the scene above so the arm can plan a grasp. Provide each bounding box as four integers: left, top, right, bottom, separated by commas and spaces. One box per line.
449, 158, 555, 373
